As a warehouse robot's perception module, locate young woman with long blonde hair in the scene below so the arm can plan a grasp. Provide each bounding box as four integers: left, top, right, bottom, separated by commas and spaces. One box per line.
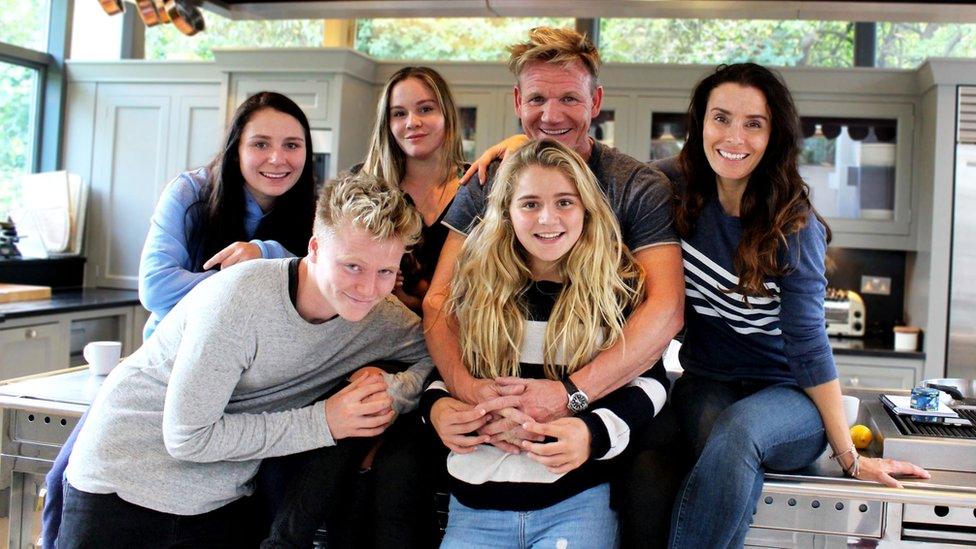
360, 65, 467, 313
423, 139, 670, 547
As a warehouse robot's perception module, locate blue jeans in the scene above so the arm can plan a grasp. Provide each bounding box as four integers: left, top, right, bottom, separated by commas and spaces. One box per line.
441, 483, 619, 549
668, 373, 827, 549
43, 411, 87, 549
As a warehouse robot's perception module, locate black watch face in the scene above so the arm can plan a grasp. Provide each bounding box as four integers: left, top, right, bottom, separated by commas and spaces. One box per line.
569, 392, 588, 412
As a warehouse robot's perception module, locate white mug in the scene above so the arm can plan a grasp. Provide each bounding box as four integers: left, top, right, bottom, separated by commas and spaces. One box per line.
84, 341, 122, 376
842, 395, 860, 427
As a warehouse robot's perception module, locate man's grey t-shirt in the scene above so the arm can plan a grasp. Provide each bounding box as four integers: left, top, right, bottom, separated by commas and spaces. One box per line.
443, 141, 678, 251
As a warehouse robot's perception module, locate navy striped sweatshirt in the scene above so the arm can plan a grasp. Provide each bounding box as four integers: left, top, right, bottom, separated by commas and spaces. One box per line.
654, 158, 837, 388
421, 281, 669, 511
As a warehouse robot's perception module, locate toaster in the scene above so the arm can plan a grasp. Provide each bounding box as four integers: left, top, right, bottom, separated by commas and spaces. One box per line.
824, 288, 865, 337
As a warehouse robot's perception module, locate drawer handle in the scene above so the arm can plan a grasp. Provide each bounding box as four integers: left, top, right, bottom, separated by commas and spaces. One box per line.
35, 486, 46, 512
25, 328, 38, 339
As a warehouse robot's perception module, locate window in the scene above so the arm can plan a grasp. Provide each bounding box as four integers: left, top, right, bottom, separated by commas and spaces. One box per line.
0, 0, 49, 52
876, 22, 976, 68
144, 12, 326, 60
0, 62, 39, 218
600, 19, 854, 67
355, 18, 574, 61
69, 0, 125, 60
1, 0, 57, 220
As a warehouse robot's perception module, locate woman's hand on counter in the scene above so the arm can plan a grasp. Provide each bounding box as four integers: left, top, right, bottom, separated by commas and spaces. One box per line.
856, 456, 930, 488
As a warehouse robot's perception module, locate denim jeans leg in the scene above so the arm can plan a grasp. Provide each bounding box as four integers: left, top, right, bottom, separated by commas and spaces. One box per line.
440, 497, 521, 549
42, 411, 89, 549
670, 374, 739, 458
669, 383, 827, 549
524, 483, 619, 549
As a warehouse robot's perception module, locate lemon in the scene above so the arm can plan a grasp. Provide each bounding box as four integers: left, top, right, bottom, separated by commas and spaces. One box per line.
850, 424, 873, 450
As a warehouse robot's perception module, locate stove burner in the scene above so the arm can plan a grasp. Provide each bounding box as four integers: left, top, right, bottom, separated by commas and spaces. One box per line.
887, 407, 976, 439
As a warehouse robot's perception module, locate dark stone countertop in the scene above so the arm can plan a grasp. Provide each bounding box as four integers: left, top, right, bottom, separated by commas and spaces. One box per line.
830, 335, 925, 360
0, 288, 140, 323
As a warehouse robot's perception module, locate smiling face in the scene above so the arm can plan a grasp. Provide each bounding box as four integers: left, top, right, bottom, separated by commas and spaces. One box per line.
508, 165, 585, 281
514, 61, 603, 160
702, 83, 771, 189
388, 77, 447, 161
305, 223, 405, 322
237, 108, 307, 211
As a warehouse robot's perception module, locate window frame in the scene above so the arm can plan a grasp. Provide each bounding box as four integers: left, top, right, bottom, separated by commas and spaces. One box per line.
0, 0, 70, 175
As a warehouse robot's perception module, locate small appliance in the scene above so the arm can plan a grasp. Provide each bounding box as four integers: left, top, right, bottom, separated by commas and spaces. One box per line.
824, 287, 865, 337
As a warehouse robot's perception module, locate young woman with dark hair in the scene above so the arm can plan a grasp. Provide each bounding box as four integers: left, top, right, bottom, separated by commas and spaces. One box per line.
139, 91, 316, 339
662, 63, 928, 547
43, 91, 316, 549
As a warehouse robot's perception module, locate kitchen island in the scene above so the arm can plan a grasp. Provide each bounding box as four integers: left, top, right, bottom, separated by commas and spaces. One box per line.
1, 370, 974, 548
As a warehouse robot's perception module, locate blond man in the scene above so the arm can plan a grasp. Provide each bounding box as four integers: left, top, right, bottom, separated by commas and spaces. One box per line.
62, 172, 433, 548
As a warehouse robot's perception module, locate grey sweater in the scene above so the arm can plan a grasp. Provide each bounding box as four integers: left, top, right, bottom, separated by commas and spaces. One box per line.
66, 259, 434, 515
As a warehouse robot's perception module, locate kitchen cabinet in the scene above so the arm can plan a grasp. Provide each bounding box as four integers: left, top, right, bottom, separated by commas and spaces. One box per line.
0, 323, 63, 380
835, 354, 923, 390
61, 71, 221, 290
0, 305, 144, 382
795, 101, 915, 248
232, 76, 333, 127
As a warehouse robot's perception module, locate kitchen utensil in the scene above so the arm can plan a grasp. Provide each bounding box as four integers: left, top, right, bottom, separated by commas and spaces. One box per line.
164, 0, 205, 36
98, 0, 124, 15
136, 0, 162, 26
922, 378, 976, 406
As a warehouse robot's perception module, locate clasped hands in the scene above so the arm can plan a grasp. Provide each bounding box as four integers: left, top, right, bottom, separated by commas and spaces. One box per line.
323, 366, 396, 440
430, 377, 592, 474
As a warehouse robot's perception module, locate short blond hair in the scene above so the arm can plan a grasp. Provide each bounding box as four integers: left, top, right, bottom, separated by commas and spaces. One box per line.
313, 171, 422, 246
507, 27, 601, 85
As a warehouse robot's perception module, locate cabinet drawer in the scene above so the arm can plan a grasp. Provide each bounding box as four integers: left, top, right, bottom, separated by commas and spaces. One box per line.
836, 363, 916, 390
0, 323, 62, 380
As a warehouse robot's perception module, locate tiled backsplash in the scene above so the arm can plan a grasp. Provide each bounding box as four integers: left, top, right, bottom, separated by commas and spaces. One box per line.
825, 247, 906, 338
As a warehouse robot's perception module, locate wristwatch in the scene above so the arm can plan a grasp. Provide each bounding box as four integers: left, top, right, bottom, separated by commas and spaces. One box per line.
561, 377, 589, 413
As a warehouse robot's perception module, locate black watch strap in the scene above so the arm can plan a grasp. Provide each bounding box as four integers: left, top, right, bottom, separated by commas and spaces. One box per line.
561, 377, 581, 397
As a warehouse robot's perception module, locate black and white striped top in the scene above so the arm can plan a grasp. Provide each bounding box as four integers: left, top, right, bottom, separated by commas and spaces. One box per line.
421, 280, 669, 511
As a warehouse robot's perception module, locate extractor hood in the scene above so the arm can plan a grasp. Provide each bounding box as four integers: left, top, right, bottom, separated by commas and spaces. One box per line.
200, 1, 976, 24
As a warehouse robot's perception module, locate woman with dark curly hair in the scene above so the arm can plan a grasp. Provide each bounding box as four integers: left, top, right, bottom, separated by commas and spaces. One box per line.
663, 63, 928, 547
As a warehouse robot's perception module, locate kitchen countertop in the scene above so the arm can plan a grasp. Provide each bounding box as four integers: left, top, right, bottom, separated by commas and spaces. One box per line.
2, 369, 974, 511
829, 335, 925, 360
0, 288, 140, 323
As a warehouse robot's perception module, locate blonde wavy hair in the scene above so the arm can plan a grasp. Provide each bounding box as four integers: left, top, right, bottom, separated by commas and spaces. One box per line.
448, 140, 644, 380
507, 27, 601, 90
362, 66, 465, 188
314, 171, 422, 247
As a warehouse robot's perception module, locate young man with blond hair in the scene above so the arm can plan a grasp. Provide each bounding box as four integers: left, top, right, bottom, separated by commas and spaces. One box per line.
424, 26, 687, 547
61, 172, 434, 547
